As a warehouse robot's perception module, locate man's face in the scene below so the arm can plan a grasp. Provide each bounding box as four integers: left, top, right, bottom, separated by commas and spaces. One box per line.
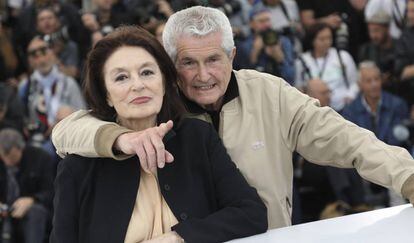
368, 23, 389, 46
307, 79, 331, 107
0, 147, 22, 167
408, 1, 414, 26
359, 67, 382, 100
36, 9, 60, 35
250, 11, 272, 33
175, 32, 235, 110
27, 39, 55, 75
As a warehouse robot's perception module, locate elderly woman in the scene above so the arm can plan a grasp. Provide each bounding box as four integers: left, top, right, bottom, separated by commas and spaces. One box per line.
50, 26, 267, 243
295, 23, 359, 111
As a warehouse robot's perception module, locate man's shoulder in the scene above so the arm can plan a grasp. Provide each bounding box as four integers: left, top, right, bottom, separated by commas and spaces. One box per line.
382, 91, 408, 107
234, 69, 285, 85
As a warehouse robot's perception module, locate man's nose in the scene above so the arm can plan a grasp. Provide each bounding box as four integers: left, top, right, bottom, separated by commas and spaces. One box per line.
197, 64, 210, 82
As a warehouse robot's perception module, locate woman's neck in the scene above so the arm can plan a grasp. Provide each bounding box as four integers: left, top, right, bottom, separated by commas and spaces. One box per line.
313, 48, 328, 58
118, 116, 157, 131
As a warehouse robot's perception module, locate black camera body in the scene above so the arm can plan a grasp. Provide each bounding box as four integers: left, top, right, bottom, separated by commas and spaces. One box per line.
43, 25, 70, 45
260, 29, 280, 46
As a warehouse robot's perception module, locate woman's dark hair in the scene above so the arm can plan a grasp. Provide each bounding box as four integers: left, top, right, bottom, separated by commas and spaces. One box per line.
83, 25, 186, 124
303, 23, 333, 52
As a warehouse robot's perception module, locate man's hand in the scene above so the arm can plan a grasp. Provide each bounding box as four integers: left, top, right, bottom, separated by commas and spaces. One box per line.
82, 13, 100, 32
401, 65, 414, 80
114, 120, 174, 172
11, 197, 34, 219
142, 231, 184, 243
265, 43, 285, 63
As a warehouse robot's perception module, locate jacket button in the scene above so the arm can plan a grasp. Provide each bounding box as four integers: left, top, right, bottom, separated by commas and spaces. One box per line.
180, 213, 188, 220
164, 184, 170, 191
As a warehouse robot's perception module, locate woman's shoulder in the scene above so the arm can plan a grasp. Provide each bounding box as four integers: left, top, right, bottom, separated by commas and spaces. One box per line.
57, 154, 99, 177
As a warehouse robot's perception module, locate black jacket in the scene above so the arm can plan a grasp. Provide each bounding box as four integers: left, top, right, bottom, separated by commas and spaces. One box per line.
50, 118, 267, 243
0, 146, 55, 208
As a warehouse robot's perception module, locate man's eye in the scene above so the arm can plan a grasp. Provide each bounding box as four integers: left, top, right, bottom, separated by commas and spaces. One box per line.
183, 60, 194, 66
115, 74, 128, 81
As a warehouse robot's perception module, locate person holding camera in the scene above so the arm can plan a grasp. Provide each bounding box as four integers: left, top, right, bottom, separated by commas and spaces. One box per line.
36, 7, 79, 79
0, 128, 55, 243
81, 0, 132, 46
237, 5, 295, 84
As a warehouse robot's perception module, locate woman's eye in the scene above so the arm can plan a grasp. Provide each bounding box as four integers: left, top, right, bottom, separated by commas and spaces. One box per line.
115, 74, 128, 81
141, 69, 154, 76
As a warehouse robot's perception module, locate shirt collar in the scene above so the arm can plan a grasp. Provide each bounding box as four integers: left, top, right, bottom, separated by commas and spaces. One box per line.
181, 71, 239, 114
361, 95, 382, 116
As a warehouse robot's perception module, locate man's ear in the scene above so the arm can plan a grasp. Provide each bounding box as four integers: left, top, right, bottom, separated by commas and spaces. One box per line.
230, 47, 236, 62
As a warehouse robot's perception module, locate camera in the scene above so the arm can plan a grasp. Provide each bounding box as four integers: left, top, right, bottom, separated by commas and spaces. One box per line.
335, 13, 349, 50
260, 29, 280, 46
43, 25, 70, 45
0, 204, 11, 216
393, 119, 414, 153
211, 0, 241, 17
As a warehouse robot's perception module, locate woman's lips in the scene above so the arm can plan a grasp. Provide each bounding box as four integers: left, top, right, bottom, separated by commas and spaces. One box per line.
130, 96, 151, 104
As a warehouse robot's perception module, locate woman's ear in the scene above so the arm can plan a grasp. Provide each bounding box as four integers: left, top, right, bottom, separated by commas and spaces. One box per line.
107, 98, 114, 107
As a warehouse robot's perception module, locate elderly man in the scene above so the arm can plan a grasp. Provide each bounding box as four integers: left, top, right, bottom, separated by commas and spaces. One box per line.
343, 61, 409, 146
0, 129, 55, 243
52, 6, 414, 230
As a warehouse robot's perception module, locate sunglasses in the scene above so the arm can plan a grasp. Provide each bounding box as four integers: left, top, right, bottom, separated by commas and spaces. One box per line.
27, 46, 49, 58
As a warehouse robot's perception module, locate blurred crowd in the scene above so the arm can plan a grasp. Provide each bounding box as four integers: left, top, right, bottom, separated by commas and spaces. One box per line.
1, 0, 414, 242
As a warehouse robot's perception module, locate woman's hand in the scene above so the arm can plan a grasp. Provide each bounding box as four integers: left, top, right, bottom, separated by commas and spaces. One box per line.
142, 231, 184, 243
114, 120, 174, 173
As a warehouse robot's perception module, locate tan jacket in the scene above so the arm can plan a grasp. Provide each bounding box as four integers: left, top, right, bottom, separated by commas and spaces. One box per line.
52, 69, 414, 229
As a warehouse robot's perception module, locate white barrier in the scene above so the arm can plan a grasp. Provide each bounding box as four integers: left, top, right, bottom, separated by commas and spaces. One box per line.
229, 204, 414, 243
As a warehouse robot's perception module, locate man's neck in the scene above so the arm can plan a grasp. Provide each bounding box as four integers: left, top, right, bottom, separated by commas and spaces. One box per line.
364, 95, 380, 113
379, 36, 393, 50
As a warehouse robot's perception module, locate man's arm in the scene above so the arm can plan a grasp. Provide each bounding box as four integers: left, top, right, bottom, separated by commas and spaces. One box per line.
278, 81, 414, 202
51, 110, 175, 172
51, 110, 131, 159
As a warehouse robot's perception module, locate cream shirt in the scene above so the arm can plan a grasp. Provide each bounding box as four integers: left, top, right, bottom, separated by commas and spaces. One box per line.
124, 168, 178, 243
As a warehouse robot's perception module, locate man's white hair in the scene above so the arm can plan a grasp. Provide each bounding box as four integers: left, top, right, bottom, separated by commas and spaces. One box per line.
358, 60, 381, 81
163, 6, 235, 62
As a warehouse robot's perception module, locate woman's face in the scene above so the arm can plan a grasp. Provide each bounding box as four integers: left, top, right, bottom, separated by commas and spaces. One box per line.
313, 28, 332, 54
103, 46, 164, 125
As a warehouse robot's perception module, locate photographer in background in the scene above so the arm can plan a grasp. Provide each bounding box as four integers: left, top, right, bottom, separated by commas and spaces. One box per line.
0, 128, 54, 243
236, 5, 295, 84
126, 0, 176, 33
81, 0, 132, 46
208, 0, 252, 41
36, 7, 79, 79
297, 0, 369, 59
